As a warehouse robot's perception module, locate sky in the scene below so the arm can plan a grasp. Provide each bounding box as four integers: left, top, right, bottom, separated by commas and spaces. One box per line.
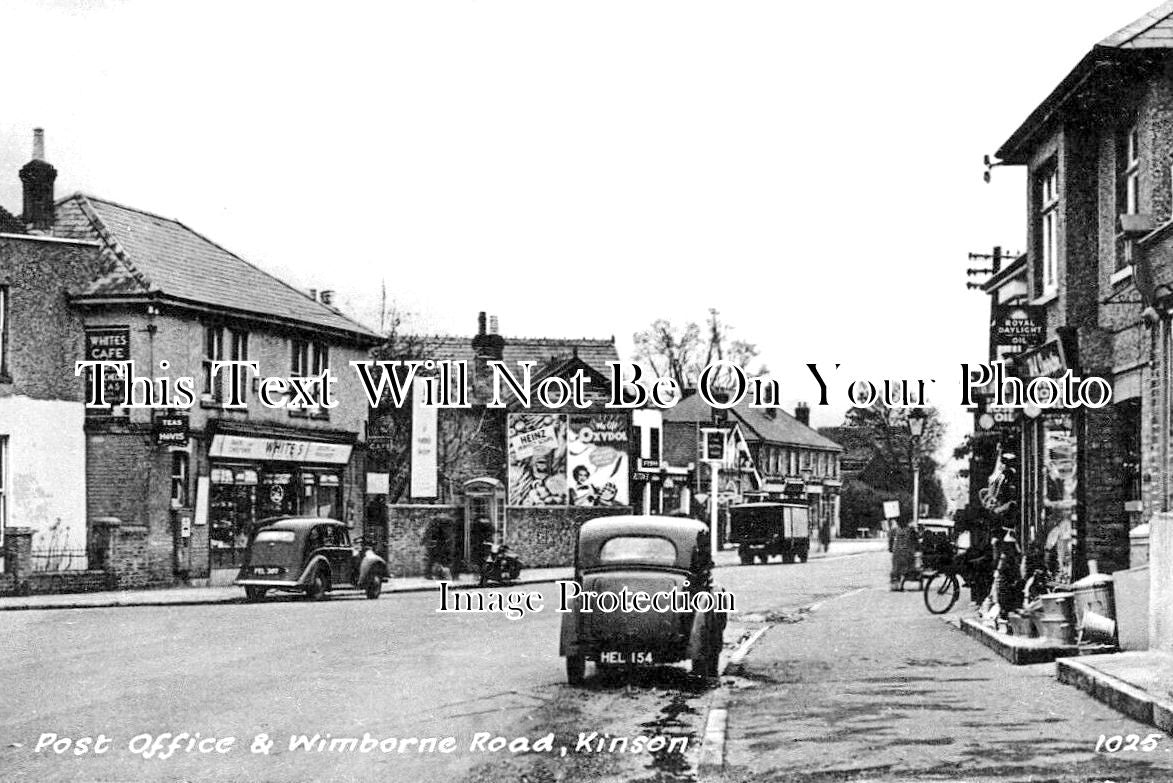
0, 0, 1162, 462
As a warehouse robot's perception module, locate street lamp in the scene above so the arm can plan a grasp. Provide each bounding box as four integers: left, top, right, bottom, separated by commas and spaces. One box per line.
908, 409, 927, 527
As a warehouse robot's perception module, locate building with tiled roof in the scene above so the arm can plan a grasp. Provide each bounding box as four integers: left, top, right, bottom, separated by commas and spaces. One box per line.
0, 129, 383, 593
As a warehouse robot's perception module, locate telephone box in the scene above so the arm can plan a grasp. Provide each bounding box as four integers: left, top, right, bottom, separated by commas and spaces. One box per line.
461, 477, 506, 572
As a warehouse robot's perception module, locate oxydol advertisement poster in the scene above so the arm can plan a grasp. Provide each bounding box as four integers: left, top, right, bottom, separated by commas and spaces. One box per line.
4, 3, 1171, 783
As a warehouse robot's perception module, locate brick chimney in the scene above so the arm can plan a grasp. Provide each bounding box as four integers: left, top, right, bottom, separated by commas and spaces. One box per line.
795, 402, 810, 426
20, 129, 57, 233
471, 311, 505, 404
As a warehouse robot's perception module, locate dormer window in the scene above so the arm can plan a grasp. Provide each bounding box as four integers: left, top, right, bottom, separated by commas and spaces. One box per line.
1040, 167, 1059, 296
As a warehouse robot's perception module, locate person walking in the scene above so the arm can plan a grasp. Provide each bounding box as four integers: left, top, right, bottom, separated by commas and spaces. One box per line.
422, 518, 451, 580
818, 519, 831, 553
888, 517, 917, 591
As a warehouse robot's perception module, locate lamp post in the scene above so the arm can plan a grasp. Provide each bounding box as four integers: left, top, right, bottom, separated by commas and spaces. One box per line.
908, 409, 927, 527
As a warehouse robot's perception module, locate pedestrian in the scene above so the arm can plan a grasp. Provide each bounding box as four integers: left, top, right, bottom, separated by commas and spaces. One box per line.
422, 518, 451, 580
888, 517, 917, 591
818, 519, 831, 553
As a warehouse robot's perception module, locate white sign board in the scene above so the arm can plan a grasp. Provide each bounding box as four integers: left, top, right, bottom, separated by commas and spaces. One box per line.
208, 434, 352, 464
410, 381, 438, 498
883, 500, 901, 520
366, 472, 390, 495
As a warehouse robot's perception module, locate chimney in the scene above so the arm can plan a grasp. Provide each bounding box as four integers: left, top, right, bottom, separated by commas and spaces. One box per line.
319, 290, 334, 306
489, 315, 499, 335
471, 310, 505, 404
20, 128, 57, 233
795, 402, 810, 426
308, 288, 318, 301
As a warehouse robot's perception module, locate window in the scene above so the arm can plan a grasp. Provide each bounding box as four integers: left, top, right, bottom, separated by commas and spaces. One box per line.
170, 451, 189, 507
1123, 124, 1140, 216
1040, 168, 1059, 295
649, 428, 661, 463
291, 338, 329, 417
203, 326, 225, 399
598, 536, 676, 565
291, 338, 309, 377
254, 529, 295, 545
0, 286, 8, 381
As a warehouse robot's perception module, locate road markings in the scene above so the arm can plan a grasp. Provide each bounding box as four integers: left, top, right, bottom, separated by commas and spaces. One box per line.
696, 707, 727, 774
722, 626, 769, 676
808, 586, 869, 613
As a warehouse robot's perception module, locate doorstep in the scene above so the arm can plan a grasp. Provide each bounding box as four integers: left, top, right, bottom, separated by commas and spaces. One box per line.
955, 617, 1114, 665
1057, 651, 1173, 731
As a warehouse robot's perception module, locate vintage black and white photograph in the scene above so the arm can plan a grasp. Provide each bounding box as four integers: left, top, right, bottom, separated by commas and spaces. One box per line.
4, 1, 1173, 781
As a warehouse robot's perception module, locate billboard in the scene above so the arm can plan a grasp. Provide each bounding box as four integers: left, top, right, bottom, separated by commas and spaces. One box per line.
507, 413, 568, 506
567, 414, 629, 507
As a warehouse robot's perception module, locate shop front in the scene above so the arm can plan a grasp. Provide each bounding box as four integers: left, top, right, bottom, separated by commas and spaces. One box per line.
206, 430, 355, 570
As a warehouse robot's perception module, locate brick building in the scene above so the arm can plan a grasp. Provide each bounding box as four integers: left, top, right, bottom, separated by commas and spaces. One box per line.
983, 5, 1173, 583
662, 395, 842, 540
373, 314, 635, 576
1, 131, 381, 591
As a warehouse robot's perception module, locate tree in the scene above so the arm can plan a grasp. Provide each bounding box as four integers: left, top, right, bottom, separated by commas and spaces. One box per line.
841, 402, 948, 520
632, 308, 768, 390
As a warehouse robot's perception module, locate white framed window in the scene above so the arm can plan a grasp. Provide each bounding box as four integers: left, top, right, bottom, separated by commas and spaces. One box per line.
1040, 168, 1059, 296
170, 450, 189, 507
1125, 125, 1140, 215
202, 325, 224, 400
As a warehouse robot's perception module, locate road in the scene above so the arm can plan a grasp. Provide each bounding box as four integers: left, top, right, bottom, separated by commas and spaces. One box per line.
3, 543, 1165, 782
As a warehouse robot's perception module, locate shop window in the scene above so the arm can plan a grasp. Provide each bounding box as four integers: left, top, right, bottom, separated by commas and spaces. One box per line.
203, 326, 225, 400
170, 451, 189, 507
1039, 166, 1059, 293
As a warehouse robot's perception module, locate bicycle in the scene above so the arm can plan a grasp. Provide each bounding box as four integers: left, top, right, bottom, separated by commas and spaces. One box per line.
922, 565, 965, 614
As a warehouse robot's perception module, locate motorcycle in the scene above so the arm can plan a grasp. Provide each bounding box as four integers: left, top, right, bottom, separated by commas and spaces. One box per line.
479, 541, 523, 586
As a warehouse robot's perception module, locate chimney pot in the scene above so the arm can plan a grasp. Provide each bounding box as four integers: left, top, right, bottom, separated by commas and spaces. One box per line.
795, 402, 811, 427
489, 316, 499, 335
319, 290, 334, 306
20, 128, 57, 232
32, 128, 44, 161
308, 288, 318, 301
477, 312, 487, 336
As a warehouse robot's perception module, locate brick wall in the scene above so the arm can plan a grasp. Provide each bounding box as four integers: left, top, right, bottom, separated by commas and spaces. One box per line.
382, 504, 461, 577
503, 505, 633, 569
1082, 402, 1130, 572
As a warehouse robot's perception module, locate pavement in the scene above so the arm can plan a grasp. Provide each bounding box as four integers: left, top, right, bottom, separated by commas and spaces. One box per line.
0, 537, 885, 612
706, 549, 1173, 782
1057, 650, 1173, 733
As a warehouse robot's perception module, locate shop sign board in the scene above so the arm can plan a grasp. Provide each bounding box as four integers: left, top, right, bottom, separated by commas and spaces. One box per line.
208, 434, 352, 464
1016, 339, 1067, 380
155, 410, 189, 446
883, 500, 901, 520
992, 305, 1046, 347
84, 326, 130, 404
410, 381, 438, 498
701, 429, 725, 462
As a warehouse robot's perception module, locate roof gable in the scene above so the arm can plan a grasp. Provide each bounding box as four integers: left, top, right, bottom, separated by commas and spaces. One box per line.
662, 392, 843, 451
1100, 1, 1173, 48
57, 194, 379, 341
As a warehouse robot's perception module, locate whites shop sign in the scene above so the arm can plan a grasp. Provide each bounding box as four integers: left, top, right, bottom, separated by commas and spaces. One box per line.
208, 435, 353, 465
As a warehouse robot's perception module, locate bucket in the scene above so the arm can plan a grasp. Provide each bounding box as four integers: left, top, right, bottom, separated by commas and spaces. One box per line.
1073, 574, 1115, 625
1080, 610, 1117, 645
1037, 618, 1075, 645
1038, 593, 1076, 623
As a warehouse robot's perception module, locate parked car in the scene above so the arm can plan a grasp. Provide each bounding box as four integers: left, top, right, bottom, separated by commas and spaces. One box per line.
235, 518, 388, 601
559, 516, 727, 684
728, 501, 811, 564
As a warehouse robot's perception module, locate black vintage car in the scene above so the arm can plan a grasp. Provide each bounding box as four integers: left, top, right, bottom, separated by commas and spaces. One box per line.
559, 516, 728, 684
234, 518, 388, 601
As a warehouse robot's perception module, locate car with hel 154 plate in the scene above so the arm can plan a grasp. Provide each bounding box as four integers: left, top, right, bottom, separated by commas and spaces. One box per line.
235, 518, 389, 601
559, 516, 727, 684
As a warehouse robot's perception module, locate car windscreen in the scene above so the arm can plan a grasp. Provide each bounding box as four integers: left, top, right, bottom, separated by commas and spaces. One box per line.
597, 536, 677, 566
254, 530, 296, 544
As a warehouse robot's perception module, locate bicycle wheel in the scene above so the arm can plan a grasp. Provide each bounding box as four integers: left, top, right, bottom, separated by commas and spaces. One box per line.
923, 571, 960, 614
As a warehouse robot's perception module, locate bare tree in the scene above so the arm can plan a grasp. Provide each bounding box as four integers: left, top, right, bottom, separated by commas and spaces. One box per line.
632, 309, 767, 390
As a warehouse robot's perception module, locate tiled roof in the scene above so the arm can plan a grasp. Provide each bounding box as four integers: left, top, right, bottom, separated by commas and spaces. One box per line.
1100, 1, 1173, 48
0, 206, 24, 234
56, 194, 379, 342
662, 393, 843, 451
423, 334, 619, 370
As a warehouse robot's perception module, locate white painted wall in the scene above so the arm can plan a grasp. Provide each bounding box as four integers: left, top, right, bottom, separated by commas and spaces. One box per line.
0, 396, 88, 570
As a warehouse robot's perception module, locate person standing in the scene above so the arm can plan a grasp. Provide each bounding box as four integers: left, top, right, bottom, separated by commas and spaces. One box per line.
818, 519, 831, 553
888, 517, 917, 591
422, 518, 451, 580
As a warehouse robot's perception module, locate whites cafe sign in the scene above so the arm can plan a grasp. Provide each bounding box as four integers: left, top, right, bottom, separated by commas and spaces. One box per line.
208, 434, 353, 464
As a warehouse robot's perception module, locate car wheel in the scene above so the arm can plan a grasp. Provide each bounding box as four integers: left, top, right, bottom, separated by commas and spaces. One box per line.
244, 586, 267, 602
738, 548, 753, 565
783, 553, 795, 564
692, 643, 713, 678
365, 576, 383, 600
798, 550, 809, 563
305, 569, 328, 601
566, 655, 586, 686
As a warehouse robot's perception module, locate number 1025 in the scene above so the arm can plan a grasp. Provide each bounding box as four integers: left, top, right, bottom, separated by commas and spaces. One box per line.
1095, 734, 1163, 753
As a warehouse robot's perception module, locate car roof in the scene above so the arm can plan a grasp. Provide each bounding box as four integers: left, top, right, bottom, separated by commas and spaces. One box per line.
258, 517, 345, 531
729, 502, 807, 509
579, 515, 708, 542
